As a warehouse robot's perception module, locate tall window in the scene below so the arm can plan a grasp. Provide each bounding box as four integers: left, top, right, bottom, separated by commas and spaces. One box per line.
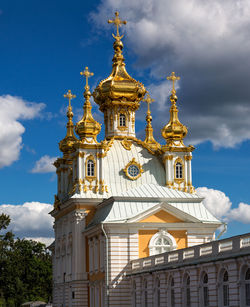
119, 114, 126, 127
175, 162, 183, 179
170, 278, 175, 307
149, 231, 177, 256
201, 273, 209, 307
87, 159, 95, 177
143, 279, 148, 307
132, 281, 137, 307
183, 274, 191, 307
154, 278, 160, 307
246, 268, 250, 306
222, 271, 229, 306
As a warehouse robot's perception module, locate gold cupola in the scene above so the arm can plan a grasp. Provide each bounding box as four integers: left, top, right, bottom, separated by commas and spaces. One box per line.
75, 67, 101, 143
93, 12, 146, 139
161, 72, 188, 147
143, 93, 161, 151
59, 90, 78, 156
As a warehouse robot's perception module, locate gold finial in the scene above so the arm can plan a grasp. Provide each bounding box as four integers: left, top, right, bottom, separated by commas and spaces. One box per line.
59, 89, 77, 156
167, 72, 180, 94
108, 11, 127, 39
80, 67, 94, 89
63, 89, 76, 108
143, 93, 155, 114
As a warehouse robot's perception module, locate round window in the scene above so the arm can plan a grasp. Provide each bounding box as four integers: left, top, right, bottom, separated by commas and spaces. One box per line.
128, 164, 140, 178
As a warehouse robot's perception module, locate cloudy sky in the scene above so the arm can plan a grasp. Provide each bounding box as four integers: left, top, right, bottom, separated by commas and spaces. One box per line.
0, 0, 250, 245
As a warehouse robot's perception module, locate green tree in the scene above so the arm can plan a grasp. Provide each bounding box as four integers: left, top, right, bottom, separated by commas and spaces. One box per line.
0, 214, 52, 306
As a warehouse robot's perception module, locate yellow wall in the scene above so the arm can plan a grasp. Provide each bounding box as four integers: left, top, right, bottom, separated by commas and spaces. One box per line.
139, 229, 187, 258
140, 210, 183, 223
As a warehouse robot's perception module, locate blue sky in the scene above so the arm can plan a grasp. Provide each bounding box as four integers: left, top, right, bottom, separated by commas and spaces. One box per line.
0, 0, 250, 244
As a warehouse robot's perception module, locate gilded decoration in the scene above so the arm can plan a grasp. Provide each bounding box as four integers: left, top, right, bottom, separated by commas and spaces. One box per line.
123, 158, 144, 180
121, 138, 132, 150
161, 72, 188, 148
59, 90, 78, 156
54, 195, 61, 210
184, 155, 192, 161
93, 12, 146, 115
75, 67, 101, 141
85, 154, 97, 182
143, 93, 161, 151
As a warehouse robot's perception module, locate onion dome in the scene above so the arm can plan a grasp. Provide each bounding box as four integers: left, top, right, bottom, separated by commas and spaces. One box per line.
59, 90, 78, 156
93, 12, 146, 112
75, 67, 101, 142
161, 72, 188, 146
143, 93, 161, 151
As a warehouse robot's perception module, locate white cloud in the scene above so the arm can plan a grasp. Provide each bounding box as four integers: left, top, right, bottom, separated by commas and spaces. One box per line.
0, 202, 54, 238
0, 95, 45, 168
25, 237, 54, 247
31, 155, 57, 173
227, 203, 250, 224
91, 0, 250, 148
197, 187, 250, 224
196, 187, 232, 219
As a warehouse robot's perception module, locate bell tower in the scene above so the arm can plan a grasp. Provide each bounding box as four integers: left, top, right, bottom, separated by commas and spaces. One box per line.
93, 12, 146, 139
161, 72, 195, 193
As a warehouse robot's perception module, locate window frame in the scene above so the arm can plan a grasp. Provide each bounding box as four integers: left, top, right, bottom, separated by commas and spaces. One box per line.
149, 230, 177, 256
85, 155, 96, 181
174, 158, 184, 183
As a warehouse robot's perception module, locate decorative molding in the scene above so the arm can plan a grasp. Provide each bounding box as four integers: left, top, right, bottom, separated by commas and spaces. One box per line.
123, 158, 144, 180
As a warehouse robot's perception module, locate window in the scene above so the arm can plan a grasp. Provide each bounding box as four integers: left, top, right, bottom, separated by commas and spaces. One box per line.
219, 270, 229, 306
200, 273, 209, 307
143, 279, 148, 307
170, 277, 175, 307
149, 230, 177, 256
154, 278, 160, 307
175, 162, 183, 179
87, 159, 95, 177
183, 274, 191, 307
246, 268, 250, 306
132, 281, 137, 307
119, 114, 126, 127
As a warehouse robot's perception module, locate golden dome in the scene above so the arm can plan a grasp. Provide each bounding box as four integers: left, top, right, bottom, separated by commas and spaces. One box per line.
93, 12, 146, 112
59, 90, 78, 156
75, 67, 101, 141
161, 72, 188, 146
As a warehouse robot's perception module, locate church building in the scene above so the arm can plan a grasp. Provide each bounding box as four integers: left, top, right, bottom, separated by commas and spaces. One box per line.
49, 12, 241, 307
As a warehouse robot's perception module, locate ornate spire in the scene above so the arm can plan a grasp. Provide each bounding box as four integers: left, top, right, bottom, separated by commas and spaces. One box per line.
143, 93, 160, 150
59, 90, 78, 155
75, 67, 101, 142
161, 72, 188, 146
93, 11, 146, 112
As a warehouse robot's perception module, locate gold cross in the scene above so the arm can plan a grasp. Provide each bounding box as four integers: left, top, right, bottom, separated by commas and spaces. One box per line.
167, 72, 180, 92
108, 11, 127, 38
63, 90, 76, 107
80, 67, 94, 88
143, 93, 155, 113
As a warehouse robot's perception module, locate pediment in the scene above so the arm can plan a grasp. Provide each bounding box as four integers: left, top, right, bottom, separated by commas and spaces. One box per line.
128, 202, 199, 223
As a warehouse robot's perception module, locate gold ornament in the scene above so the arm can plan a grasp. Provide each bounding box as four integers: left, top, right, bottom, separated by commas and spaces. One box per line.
143, 93, 161, 151
59, 90, 78, 156
123, 158, 144, 180
75, 67, 101, 141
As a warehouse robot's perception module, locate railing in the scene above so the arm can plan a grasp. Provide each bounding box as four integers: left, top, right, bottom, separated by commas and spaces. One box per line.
131, 233, 250, 274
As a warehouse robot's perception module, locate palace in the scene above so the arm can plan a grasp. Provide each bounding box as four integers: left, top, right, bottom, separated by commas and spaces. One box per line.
50, 12, 250, 307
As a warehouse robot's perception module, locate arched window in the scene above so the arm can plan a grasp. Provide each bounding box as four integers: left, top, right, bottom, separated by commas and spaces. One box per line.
149, 230, 177, 256
87, 159, 95, 177
175, 162, 183, 179
119, 114, 126, 127
244, 268, 250, 306
143, 279, 148, 307
200, 272, 209, 307
132, 281, 137, 307
219, 270, 229, 306
183, 274, 191, 307
170, 277, 175, 307
154, 277, 160, 307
